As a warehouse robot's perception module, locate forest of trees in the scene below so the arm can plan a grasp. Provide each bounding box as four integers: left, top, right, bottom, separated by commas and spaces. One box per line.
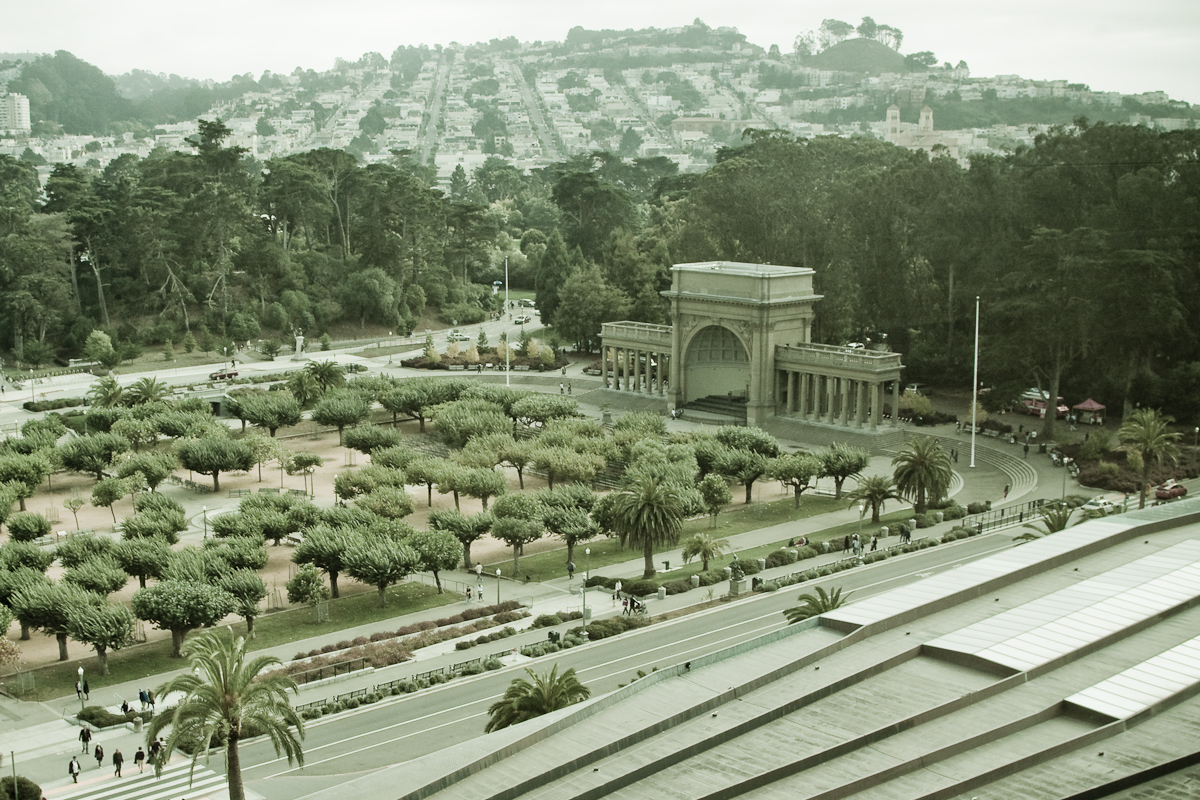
2, 118, 1199, 425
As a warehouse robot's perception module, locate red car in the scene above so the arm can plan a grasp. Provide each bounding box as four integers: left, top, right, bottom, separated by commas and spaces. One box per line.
209, 369, 239, 381
1155, 480, 1188, 500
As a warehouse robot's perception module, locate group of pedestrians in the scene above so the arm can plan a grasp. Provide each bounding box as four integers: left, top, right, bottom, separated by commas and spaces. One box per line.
75, 725, 162, 782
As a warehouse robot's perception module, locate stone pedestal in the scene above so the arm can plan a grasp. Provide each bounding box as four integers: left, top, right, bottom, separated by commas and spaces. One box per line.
729, 578, 747, 597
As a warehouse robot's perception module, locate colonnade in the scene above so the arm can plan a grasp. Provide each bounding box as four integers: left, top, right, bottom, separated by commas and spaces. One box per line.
776, 370, 899, 429
605, 346, 669, 395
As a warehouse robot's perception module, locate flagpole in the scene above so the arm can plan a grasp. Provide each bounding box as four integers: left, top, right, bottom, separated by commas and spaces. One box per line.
970, 295, 980, 468
505, 257, 510, 387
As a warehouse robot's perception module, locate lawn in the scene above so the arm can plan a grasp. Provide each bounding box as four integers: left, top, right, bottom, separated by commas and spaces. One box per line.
10, 582, 455, 702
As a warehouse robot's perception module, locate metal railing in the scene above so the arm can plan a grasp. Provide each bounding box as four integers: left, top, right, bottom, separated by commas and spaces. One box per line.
961, 498, 1048, 533
289, 657, 369, 686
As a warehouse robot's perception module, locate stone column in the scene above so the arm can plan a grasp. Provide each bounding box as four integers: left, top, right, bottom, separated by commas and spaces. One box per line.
788, 371, 799, 413
891, 380, 900, 427
826, 376, 837, 424
799, 373, 810, 418
870, 382, 881, 429
839, 378, 850, 426
632, 349, 641, 393
856, 381, 867, 428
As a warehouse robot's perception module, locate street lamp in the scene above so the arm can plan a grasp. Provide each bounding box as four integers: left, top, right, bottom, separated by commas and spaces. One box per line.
583, 547, 591, 636
202, 506, 207, 539
77, 666, 85, 713
495, 568, 501, 605
1194, 427, 1199, 449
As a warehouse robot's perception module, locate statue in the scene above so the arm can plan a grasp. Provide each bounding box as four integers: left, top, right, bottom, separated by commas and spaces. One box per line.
728, 553, 744, 581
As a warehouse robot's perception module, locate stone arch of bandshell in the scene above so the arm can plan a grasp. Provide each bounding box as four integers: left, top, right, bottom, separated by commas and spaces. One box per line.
601, 261, 904, 430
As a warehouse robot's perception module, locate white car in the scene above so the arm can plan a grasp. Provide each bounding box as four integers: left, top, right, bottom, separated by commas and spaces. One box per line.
447, 330, 471, 342
514, 314, 532, 325
1081, 497, 1117, 515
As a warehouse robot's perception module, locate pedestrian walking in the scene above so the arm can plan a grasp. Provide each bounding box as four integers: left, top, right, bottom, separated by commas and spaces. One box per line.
148, 739, 161, 763
83, 679, 89, 700
560, 383, 565, 394
870, 535, 878, 552
112, 749, 124, 778
567, 382, 572, 395
567, 561, 575, 579
94, 744, 104, 769
842, 535, 850, 554
1003, 483, 1010, 499
139, 689, 147, 710
79, 725, 91, 753
622, 598, 629, 615
465, 586, 472, 602
69, 756, 82, 782
134, 747, 146, 773
1023, 443, 1029, 459
75, 680, 83, 701
147, 690, 155, 710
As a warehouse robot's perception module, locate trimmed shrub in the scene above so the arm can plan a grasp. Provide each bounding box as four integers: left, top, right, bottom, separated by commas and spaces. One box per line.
796, 545, 819, 560
914, 513, 935, 528
622, 579, 658, 597
531, 614, 563, 628
942, 502, 968, 520
966, 501, 991, 515
662, 579, 692, 595
764, 549, 798, 569
585, 575, 616, 589
0, 776, 42, 800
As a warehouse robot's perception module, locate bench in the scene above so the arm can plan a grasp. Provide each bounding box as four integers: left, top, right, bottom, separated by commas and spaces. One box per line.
228, 488, 251, 497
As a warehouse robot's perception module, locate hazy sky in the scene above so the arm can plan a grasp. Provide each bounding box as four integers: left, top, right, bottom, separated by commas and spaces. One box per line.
5, 0, 1199, 103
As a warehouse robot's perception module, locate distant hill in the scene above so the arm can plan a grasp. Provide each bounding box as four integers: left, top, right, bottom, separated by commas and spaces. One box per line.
809, 38, 909, 74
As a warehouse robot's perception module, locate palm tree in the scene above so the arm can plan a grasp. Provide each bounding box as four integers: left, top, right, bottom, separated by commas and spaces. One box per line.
681, 533, 729, 571
1017, 503, 1074, 541
485, 664, 590, 733
609, 472, 685, 579
891, 437, 952, 515
784, 585, 850, 625
145, 628, 304, 800
125, 377, 171, 406
87, 375, 125, 408
844, 475, 903, 523
1119, 408, 1182, 509
303, 360, 346, 394
286, 371, 321, 408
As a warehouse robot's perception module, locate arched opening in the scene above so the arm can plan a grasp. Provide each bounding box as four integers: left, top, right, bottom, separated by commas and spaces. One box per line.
684, 325, 749, 402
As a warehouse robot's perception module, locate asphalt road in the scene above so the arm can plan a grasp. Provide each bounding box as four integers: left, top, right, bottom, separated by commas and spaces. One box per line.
236, 532, 1018, 800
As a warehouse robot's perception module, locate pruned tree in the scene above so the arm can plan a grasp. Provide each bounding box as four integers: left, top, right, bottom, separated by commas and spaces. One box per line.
131, 579, 237, 657
407, 529, 463, 593
58, 432, 130, 481
67, 601, 135, 674
491, 492, 544, 573
681, 532, 729, 571
11, 580, 102, 660
0, 454, 52, 511
768, 452, 822, 508
237, 392, 302, 437
63, 556, 127, 596
429, 509, 493, 570
817, 443, 870, 499
112, 536, 171, 588
115, 450, 178, 491
310, 391, 371, 446
697, 473, 733, 527
219, 570, 268, 637
343, 424, 402, 455
292, 525, 354, 598
343, 535, 420, 606
176, 436, 255, 492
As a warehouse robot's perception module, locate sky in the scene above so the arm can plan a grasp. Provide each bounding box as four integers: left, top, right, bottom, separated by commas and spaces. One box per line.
4, 0, 1199, 104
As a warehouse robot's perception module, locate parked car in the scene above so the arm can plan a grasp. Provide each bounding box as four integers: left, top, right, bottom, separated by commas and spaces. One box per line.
518, 298, 536, 308
904, 383, 929, 395
514, 314, 532, 324
209, 369, 238, 380
447, 330, 471, 342
1155, 480, 1188, 500
1081, 497, 1117, 515
1019, 389, 1068, 418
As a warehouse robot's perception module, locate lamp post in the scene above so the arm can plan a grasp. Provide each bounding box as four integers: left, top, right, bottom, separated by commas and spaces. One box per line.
582, 547, 591, 636
858, 503, 865, 539
504, 257, 510, 388
202, 506, 207, 539
1194, 427, 1199, 449
495, 568, 501, 605
77, 666, 85, 714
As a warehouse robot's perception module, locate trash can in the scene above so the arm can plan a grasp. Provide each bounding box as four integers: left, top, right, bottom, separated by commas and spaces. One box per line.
756, 558, 766, 572
133, 716, 143, 733
1039, 443, 1048, 454
690, 575, 700, 588
657, 587, 666, 600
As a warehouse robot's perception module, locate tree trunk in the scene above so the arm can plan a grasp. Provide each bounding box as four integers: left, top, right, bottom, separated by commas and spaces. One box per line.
744, 482, 752, 504
57, 632, 68, 661
481, 496, 489, 511
433, 571, 443, 593
1140, 464, 1150, 509
329, 571, 340, 599
453, 491, 460, 511
19, 622, 30, 640
516, 467, 524, 489
171, 629, 185, 658
88, 252, 110, 327
793, 487, 802, 508
642, 539, 655, 579
377, 585, 388, 607
138, 575, 147, 588
246, 615, 255, 637
212, 472, 221, 492
226, 732, 245, 800
426, 484, 433, 507
96, 645, 109, 675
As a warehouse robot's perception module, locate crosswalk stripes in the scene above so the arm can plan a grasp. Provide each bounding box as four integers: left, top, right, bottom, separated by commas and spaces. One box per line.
51, 759, 228, 800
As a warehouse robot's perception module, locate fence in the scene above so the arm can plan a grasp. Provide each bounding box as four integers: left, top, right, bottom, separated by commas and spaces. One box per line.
962, 498, 1048, 533
289, 657, 369, 686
